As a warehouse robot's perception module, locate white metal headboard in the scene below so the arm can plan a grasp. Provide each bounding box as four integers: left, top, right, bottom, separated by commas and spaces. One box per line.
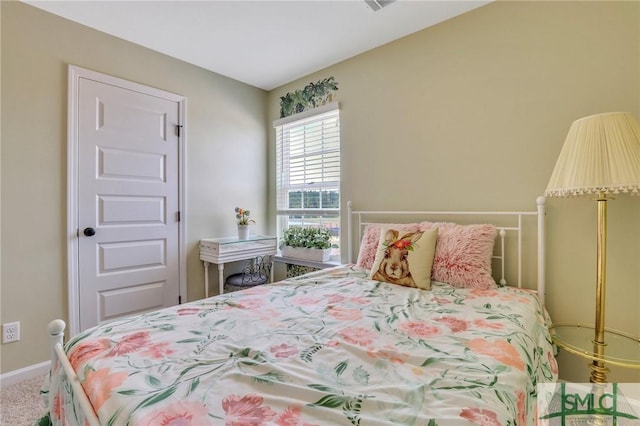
347, 197, 546, 304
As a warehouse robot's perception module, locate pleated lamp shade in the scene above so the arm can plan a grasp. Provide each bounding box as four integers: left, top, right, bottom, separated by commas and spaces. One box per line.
545, 112, 640, 197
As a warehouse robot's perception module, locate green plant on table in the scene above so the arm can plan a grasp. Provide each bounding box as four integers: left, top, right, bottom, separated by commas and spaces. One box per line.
282, 227, 336, 250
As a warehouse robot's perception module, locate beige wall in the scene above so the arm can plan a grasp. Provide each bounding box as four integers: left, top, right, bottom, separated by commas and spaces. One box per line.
0, 1, 268, 373
268, 1, 640, 382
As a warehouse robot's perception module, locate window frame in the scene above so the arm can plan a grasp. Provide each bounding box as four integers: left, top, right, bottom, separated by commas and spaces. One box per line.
273, 103, 341, 257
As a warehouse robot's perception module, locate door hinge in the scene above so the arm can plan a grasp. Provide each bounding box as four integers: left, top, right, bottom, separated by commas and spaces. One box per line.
176, 124, 183, 137
177, 211, 181, 222
178, 296, 182, 304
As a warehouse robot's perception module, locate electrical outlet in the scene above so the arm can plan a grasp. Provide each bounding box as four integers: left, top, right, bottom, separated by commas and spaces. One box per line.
2, 321, 20, 343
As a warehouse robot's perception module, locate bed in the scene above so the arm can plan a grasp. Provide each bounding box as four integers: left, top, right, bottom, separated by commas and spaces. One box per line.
41, 199, 557, 426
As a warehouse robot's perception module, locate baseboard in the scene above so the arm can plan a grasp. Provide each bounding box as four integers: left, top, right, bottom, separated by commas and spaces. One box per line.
0, 360, 49, 388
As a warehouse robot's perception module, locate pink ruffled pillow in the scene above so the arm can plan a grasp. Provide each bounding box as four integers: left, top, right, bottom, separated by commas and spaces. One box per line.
356, 223, 421, 269
421, 222, 498, 289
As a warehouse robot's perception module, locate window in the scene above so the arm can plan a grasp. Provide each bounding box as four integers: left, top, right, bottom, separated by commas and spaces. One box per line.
274, 103, 340, 257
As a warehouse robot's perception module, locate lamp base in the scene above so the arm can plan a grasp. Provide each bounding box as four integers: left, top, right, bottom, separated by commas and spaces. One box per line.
591, 192, 609, 383
589, 359, 609, 383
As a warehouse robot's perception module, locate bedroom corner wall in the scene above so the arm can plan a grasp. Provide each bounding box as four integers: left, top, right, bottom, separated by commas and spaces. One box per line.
0, 1, 268, 374
267, 1, 640, 382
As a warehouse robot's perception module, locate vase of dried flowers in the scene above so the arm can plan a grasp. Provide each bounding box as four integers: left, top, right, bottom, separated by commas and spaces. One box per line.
235, 207, 255, 240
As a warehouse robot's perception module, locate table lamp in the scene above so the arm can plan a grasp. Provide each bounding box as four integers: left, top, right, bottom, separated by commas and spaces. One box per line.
545, 112, 640, 383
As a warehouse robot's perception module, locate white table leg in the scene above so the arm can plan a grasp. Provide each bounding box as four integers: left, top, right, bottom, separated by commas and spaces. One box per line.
218, 263, 224, 295
203, 261, 210, 299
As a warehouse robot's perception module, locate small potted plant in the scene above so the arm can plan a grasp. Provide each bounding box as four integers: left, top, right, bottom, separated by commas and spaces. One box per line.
280, 227, 336, 262
235, 207, 255, 240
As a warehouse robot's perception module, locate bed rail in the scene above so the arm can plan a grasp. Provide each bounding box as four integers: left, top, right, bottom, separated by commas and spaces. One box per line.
347, 196, 546, 304
48, 320, 101, 426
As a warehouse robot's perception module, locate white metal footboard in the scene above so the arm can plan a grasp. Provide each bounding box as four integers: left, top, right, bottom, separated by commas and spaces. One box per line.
48, 320, 101, 426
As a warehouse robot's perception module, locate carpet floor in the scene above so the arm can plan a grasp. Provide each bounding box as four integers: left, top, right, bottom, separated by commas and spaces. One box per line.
1, 375, 47, 426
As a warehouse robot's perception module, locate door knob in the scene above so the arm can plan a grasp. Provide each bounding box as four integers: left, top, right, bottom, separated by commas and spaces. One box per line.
83, 227, 96, 237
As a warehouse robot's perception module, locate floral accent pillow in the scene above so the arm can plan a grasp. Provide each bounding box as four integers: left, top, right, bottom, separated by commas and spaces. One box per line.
420, 222, 497, 289
369, 227, 438, 290
356, 223, 421, 269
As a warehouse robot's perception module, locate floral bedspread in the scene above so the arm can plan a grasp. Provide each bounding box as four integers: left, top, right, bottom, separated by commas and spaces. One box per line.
43, 265, 557, 425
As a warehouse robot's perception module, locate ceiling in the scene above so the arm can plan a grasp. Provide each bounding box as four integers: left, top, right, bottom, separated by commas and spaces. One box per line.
26, 0, 490, 91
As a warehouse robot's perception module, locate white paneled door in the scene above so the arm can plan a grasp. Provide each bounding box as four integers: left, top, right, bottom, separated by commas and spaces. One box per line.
70, 67, 184, 333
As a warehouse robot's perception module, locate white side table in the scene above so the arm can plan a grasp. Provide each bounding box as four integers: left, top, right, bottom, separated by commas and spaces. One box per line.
199, 235, 277, 298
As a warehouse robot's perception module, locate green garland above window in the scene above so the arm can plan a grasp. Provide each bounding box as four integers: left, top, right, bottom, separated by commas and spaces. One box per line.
279, 77, 339, 118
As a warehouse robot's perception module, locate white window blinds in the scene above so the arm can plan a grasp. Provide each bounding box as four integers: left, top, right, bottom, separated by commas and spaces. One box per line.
274, 103, 340, 216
